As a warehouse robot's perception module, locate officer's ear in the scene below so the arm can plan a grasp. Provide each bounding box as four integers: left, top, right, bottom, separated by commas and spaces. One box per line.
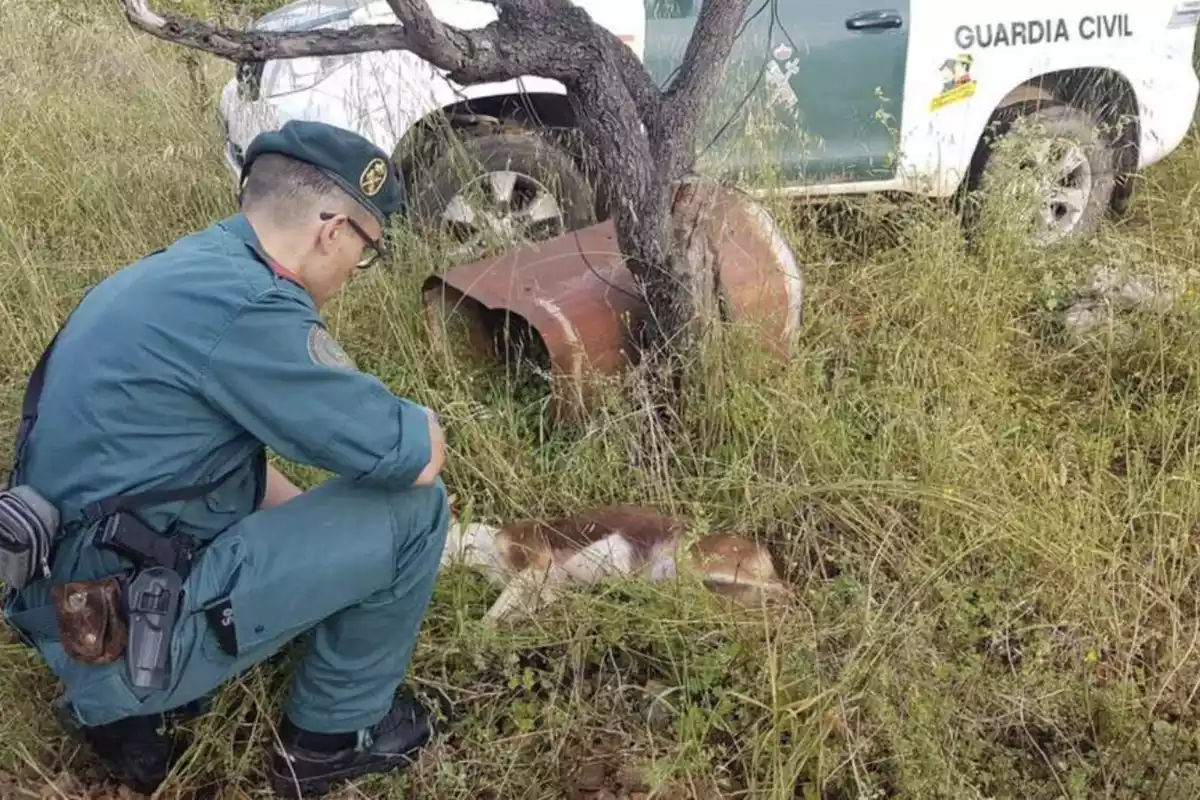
314, 211, 349, 254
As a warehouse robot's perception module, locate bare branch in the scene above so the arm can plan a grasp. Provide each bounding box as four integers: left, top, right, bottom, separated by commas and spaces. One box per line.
658, 0, 755, 171
394, 0, 662, 132
120, 0, 554, 89
382, 0, 479, 72
121, 0, 420, 59
512, 0, 664, 131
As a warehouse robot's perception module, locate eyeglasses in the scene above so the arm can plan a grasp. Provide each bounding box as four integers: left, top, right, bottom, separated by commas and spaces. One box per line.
319, 211, 388, 269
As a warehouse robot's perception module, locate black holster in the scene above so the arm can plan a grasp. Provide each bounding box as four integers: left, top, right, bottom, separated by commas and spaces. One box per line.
91, 511, 204, 690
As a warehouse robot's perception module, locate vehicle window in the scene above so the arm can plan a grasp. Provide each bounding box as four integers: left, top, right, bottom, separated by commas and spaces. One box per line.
646, 0, 695, 19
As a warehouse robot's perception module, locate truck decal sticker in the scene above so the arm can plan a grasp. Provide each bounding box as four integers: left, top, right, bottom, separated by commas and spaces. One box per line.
954, 15, 1133, 49
930, 54, 977, 112
764, 59, 800, 110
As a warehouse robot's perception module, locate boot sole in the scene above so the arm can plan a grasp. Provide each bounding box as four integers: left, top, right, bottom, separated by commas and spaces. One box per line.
269, 747, 421, 798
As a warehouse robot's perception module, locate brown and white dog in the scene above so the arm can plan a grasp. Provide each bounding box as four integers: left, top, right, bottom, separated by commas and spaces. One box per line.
440, 500, 790, 622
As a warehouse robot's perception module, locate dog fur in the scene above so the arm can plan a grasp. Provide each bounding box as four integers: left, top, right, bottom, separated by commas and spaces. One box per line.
440, 500, 790, 622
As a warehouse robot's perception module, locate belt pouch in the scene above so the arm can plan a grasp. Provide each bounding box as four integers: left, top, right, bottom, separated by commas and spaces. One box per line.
51, 577, 128, 665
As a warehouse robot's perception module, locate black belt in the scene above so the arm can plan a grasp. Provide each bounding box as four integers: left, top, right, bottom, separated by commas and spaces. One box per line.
4, 504, 212, 647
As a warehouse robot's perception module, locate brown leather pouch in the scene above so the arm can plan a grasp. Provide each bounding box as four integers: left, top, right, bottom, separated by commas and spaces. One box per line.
52, 577, 128, 665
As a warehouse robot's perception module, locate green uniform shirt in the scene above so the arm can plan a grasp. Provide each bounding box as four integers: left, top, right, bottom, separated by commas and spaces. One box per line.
15, 212, 432, 589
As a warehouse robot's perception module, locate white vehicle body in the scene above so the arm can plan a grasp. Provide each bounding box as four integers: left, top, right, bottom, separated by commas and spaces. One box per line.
218, 0, 645, 177
217, 0, 1200, 247
885, 2, 1199, 198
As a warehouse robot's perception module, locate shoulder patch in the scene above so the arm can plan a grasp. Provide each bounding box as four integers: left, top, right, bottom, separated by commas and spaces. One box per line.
307, 325, 357, 370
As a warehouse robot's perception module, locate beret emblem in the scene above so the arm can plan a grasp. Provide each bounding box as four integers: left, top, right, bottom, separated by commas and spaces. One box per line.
359, 158, 388, 197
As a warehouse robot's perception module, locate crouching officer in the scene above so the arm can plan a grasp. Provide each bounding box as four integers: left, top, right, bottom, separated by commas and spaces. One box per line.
0, 120, 452, 798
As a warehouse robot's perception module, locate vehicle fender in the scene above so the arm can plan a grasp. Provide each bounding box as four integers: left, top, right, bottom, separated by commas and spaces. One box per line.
894, 4, 1194, 197
343, 49, 571, 156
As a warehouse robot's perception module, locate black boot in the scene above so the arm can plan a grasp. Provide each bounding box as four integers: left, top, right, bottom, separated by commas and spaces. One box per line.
269, 688, 448, 798
63, 696, 212, 795
81, 713, 179, 795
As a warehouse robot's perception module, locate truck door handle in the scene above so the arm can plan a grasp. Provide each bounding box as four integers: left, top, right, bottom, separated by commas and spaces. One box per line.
845, 9, 903, 31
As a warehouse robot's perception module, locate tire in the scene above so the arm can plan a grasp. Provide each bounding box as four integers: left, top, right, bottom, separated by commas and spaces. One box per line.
406, 129, 598, 258
966, 102, 1117, 248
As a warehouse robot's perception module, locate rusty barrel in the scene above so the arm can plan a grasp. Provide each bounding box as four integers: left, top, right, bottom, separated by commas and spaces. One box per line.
421, 186, 803, 424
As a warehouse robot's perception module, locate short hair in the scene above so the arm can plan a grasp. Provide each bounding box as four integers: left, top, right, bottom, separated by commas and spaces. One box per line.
238, 152, 370, 228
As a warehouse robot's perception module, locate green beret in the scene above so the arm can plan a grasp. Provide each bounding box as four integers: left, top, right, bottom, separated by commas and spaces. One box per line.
241, 120, 406, 224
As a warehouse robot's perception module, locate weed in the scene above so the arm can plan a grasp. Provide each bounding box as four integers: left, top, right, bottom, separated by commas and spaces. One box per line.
4, 2, 1200, 799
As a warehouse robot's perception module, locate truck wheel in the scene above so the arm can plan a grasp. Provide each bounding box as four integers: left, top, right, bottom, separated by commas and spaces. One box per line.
407, 129, 597, 259
967, 102, 1117, 248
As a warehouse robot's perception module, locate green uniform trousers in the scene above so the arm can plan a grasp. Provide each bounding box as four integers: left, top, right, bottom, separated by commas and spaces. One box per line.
52, 477, 450, 733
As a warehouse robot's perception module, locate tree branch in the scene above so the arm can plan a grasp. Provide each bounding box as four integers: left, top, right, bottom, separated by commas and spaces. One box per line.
657, 0, 754, 172
122, 0, 420, 59
382, 0, 481, 73
434, 0, 663, 129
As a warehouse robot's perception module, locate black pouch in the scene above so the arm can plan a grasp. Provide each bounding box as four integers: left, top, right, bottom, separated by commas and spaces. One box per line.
0, 484, 61, 591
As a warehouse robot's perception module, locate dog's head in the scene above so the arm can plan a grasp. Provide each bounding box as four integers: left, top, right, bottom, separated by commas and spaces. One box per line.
685, 533, 791, 603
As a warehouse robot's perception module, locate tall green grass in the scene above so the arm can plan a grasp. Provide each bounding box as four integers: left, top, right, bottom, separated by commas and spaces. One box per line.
4, 2, 1200, 798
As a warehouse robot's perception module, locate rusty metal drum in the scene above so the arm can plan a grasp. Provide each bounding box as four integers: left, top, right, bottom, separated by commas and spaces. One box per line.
421, 185, 802, 424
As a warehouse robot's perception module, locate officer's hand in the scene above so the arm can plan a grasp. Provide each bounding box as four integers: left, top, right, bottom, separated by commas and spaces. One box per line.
413, 407, 445, 487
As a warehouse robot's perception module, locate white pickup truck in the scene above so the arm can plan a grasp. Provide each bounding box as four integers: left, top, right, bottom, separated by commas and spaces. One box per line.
218, 0, 1200, 251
